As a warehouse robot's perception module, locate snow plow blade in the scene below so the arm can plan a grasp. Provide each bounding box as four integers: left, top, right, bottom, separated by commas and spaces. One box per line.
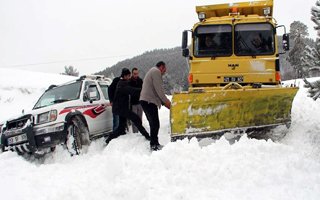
170, 85, 298, 140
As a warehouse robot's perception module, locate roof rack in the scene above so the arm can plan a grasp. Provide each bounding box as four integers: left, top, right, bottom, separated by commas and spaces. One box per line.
102, 77, 112, 83
78, 75, 105, 81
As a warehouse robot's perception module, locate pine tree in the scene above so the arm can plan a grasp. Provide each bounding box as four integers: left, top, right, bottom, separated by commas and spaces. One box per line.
304, 0, 320, 76
287, 21, 309, 78
62, 66, 79, 77
303, 0, 320, 100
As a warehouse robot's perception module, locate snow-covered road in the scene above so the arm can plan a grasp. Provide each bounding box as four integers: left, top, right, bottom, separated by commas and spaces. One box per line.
0, 69, 320, 200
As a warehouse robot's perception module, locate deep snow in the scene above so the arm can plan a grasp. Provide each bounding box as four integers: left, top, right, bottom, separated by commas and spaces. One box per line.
0, 68, 320, 200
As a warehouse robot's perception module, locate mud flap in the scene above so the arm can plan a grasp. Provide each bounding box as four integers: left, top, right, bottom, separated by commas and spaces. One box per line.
170, 86, 298, 139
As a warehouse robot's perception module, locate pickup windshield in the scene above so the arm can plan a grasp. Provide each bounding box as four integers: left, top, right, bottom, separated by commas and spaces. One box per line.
194, 25, 232, 57
33, 81, 82, 109
235, 23, 275, 56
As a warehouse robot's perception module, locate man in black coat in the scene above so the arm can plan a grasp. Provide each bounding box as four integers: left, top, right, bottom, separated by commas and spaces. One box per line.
129, 67, 143, 133
108, 74, 121, 131
105, 68, 150, 144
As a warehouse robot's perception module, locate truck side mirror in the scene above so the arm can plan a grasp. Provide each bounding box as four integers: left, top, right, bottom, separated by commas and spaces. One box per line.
282, 34, 290, 51
182, 31, 188, 49
182, 30, 189, 57
182, 49, 189, 57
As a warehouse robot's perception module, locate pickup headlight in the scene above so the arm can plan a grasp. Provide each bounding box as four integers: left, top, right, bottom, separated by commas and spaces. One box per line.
38, 110, 57, 124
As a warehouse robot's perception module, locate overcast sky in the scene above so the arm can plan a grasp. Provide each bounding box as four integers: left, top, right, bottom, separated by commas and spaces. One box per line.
0, 0, 317, 75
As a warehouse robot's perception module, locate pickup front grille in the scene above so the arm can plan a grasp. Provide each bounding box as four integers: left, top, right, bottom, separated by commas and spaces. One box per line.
6, 114, 33, 130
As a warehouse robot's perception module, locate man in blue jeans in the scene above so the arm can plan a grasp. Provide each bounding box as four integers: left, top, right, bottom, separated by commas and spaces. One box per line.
108, 72, 122, 131
140, 61, 171, 151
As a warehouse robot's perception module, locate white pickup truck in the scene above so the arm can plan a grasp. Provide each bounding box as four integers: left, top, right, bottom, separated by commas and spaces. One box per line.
0, 75, 113, 156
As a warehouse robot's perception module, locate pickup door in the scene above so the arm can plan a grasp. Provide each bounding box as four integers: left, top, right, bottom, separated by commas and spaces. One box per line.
82, 81, 112, 135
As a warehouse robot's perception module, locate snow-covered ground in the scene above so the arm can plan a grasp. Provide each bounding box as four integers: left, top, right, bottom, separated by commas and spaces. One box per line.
0, 68, 320, 200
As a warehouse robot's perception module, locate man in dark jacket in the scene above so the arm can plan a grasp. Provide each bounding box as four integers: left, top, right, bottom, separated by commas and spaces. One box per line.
105, 68, 150, 144
129, 67, 143, 133
108, 74, 121, 131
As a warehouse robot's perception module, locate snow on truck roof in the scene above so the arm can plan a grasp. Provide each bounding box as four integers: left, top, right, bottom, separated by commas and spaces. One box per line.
196, 0, 273, 18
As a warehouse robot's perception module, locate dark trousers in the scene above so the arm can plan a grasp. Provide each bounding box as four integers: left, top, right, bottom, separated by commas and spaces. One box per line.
107, 110, 150, 143
140, 101, 160, 146
112, 114, 119, 131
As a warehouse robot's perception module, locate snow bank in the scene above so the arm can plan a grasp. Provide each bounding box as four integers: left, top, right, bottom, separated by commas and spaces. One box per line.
1, 69, 320, 200
0, 68, 74, 121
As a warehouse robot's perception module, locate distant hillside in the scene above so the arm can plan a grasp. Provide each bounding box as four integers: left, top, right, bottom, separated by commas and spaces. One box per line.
96, 47, 189, 94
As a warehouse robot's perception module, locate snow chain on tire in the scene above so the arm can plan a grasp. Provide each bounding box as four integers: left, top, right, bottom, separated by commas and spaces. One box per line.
66, 116, 89, 156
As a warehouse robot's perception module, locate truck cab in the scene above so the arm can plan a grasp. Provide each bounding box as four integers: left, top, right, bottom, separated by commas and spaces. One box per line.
170, 0, 297, 140
182, 0, 289, 89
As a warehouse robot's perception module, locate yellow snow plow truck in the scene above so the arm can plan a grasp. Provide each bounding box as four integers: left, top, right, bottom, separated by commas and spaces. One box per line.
170, 0, 298, 141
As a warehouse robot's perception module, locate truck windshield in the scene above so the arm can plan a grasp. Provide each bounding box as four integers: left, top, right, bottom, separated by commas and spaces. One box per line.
33, 81, 82, 109
235, 23, 275, 56
194, 25, 232, 57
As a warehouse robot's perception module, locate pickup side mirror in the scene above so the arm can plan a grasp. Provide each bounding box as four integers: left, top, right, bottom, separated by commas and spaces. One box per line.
88, 90, 98, 100
282, 33, 290, 51
84, 85, 99, 102
182, 30, 189, 57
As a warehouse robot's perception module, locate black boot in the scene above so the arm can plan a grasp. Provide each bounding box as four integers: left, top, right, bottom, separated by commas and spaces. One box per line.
150, 144, 163, 151
105, 135, 113, 145
144, 134, 151, 141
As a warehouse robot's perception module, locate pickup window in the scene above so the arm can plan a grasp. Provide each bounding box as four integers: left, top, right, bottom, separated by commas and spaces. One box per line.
34, 81, 82, 109
99, 82, 109, 100
194, 25, 232, 57
235, 23, 275, 56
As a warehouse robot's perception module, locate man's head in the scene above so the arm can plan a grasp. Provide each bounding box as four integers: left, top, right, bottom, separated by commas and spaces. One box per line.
251, 33, 263, 48
156, 61, 166, 75
132, 67, 139, 80
121, 68, 131, 80
205, 35, 214, 47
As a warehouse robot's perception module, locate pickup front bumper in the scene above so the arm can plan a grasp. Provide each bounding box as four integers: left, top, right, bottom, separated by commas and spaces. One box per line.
1, 122, 67, 154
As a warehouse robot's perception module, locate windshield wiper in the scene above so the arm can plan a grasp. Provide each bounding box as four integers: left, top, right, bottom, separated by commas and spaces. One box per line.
33, 99, 70, 109
34, 105, 47, 110
51, 99, 71, 104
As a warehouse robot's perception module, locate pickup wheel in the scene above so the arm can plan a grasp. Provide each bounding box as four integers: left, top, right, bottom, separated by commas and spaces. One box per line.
65, 117, 89, 156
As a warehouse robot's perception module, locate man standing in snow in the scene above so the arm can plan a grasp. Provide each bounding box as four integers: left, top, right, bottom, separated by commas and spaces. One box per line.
129, 67, 143, 133
105, 68, 150, 144
140, 61, 171, 151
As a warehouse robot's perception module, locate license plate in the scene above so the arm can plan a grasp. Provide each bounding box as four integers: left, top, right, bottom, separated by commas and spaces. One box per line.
7, 134, 28, 145
224, 76, 244, 82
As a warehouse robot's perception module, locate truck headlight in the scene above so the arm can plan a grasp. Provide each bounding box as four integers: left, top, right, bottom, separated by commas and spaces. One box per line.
38, 110, 57, 124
